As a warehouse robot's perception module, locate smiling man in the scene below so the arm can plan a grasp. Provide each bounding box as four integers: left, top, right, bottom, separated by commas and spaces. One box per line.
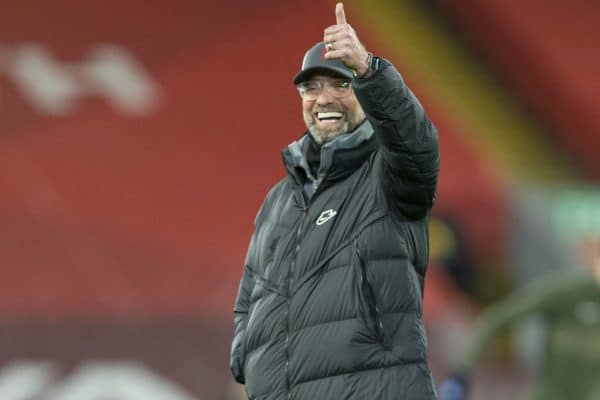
297, 70, 366, 144
230, 3, 440, 400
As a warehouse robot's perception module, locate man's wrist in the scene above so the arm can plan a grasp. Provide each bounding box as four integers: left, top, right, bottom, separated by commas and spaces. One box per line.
353, 52, 378, 79
352, 52, 371, 78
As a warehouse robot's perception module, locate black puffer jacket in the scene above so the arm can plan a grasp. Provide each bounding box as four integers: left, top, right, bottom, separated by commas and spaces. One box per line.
231, 59, 440, 400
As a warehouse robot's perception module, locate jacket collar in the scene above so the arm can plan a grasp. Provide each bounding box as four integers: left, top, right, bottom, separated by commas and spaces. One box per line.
282, 120, 376, 193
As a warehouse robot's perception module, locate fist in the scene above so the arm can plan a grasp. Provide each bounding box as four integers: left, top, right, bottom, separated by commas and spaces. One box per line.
323, 3, 370, 76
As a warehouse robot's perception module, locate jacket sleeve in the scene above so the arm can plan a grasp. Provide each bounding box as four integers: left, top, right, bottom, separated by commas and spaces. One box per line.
230, 234, 257, 384
352, 59, 440, 218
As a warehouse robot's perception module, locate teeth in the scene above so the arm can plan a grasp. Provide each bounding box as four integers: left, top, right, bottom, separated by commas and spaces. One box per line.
317, 112, 343, 120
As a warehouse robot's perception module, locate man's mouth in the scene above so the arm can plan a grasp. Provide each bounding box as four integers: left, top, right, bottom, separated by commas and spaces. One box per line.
316, 111, 344, 123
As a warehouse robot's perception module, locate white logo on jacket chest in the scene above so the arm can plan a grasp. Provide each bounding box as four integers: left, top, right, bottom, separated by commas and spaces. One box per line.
316, 209, 337, 225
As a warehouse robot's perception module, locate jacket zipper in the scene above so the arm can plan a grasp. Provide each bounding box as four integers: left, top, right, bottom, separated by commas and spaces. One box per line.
284, 192, 308, 400
353, 239, 388, 348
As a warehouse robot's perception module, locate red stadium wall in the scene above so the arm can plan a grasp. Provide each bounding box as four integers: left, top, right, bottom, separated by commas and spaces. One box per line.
434, 0, 600, 179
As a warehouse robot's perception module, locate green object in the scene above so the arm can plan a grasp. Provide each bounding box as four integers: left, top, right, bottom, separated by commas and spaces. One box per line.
462, 271, 600, 400
549, 188, 600, 241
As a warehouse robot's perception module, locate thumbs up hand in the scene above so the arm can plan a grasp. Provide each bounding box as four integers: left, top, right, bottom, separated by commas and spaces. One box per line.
324, 3, 371, 77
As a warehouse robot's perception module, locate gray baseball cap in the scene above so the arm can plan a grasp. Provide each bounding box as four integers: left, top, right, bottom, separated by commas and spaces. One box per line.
293, 42, 354, 85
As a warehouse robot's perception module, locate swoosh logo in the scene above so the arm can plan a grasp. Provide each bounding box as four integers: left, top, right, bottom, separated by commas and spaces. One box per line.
316, 209, 337, 226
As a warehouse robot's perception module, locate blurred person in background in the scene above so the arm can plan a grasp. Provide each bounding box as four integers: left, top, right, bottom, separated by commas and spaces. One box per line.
440, 235, 600, 400
230, 2, 439, 399
424, 216, 478, 379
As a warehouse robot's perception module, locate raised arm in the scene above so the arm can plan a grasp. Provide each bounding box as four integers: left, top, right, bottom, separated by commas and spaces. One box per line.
324, 3, 439, 218
353, 62, 439, 217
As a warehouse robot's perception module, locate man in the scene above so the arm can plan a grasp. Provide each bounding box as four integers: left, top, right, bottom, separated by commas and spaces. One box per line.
230, 3, 439, 399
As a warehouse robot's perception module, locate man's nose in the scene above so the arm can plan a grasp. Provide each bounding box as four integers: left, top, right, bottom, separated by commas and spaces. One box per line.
315, 85, 334, 105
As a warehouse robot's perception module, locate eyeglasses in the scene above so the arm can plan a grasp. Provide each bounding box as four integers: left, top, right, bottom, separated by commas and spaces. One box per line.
296, 79, 353, 100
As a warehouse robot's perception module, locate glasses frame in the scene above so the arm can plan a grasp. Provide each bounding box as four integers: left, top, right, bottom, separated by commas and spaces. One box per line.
296, 78, 353, 100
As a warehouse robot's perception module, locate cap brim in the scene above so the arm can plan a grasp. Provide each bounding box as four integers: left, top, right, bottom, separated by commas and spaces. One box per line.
293, 66, 354, 85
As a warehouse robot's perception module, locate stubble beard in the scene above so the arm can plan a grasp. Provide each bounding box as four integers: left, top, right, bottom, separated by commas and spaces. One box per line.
307, 120, 351, 144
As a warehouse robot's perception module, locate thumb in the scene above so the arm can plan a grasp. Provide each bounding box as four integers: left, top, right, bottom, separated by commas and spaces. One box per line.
335, 2, 347, 24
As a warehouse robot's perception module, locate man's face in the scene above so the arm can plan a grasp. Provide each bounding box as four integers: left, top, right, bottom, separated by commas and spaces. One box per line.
299, 74, 366, 144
